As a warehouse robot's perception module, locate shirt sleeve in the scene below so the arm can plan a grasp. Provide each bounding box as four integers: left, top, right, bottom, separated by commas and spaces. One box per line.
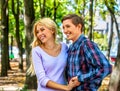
32, 48, 50, 87
77, 40, 112, 83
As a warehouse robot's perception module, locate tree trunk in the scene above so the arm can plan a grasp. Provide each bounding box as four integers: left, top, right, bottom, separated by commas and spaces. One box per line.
11, 0, 24, 71
104, 1, 120, 90
88, 0, 93, 40
107, 16, 113, 59
1, 0, 9, 76
109, 54, 120, 91
40, 0, 46, 17
108, 13, 120, 91
53, 0, 57, 22
82, 0, 86, 34
23, 0, 37, 89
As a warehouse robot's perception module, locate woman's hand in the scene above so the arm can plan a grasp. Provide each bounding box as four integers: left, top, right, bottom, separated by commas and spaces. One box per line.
66, 81, 75, 91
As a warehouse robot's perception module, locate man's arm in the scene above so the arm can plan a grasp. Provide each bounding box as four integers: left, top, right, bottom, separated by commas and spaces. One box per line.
77, 40, 112, 83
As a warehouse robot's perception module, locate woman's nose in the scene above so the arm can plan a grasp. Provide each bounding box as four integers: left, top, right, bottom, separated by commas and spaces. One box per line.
37, 31, 42, 36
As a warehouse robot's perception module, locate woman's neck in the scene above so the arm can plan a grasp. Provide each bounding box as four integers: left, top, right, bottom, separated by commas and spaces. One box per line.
42, 41, 57, 50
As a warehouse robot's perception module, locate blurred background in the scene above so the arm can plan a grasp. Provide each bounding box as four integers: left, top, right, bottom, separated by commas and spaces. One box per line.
0, 0, 120, 91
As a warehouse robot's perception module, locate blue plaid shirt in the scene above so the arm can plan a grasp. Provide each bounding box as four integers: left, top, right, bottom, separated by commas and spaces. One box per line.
66, 34, 112, 91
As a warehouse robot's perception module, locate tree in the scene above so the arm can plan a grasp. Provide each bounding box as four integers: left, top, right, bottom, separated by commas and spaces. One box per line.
11, 0, 24, 71
40, 0, 46, 17
53, 0, 61, 22
104, 0, 120, 91
88, 0, 94, 40
23, 0, 37, 89
74, 0, 87, 34
1, 0, 9, 76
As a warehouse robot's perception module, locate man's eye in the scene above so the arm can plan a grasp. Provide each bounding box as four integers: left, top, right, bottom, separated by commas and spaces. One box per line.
66, 25, 70, 28
62, 26, 64, 29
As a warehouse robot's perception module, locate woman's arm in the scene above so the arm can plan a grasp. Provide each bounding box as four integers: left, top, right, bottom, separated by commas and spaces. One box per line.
46, 80, 73, 91
32, 48, 74, 91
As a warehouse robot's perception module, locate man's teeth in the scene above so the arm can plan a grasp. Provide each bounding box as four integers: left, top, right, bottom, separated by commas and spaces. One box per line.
66, 33, 70, 36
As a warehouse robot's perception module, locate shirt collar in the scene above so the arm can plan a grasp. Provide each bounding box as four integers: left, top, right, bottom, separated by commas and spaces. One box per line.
70, 34, 85, 49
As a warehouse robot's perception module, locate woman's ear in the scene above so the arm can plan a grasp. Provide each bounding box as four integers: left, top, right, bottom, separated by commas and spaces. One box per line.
51, 30, 55, 34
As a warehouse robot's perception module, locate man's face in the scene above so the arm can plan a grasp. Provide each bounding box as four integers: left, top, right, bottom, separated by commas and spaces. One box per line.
62, 19, 82, 42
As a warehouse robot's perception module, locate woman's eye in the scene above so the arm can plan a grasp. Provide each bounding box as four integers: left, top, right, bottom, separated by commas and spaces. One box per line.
40, 27, 45, 31
36, 31, 38, 34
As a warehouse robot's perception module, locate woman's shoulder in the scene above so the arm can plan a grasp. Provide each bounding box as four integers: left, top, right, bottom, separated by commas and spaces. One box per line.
32, 46, 41, 52
60, 42, 68, 50
60, 42, 67, 46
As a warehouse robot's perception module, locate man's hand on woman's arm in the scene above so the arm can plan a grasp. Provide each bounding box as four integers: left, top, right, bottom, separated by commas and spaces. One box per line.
70, 76, 80, 87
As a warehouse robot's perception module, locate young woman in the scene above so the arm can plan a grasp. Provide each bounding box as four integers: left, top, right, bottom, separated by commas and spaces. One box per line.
28, 18, 75, 91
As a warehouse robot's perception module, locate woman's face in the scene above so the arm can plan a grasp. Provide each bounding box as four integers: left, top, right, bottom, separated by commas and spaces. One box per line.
36, 24, 54, 43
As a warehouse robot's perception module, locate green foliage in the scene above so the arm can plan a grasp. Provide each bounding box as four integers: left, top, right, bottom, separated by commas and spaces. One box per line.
93, 31, 108, 51
3, 0, 119, 50
8, 0, 25, 46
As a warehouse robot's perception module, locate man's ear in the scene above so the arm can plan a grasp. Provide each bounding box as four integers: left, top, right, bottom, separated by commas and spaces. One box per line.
77, 24, 82, 31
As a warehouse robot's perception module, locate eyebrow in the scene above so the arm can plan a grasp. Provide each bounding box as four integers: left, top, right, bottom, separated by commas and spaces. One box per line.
37, 26, 44, 31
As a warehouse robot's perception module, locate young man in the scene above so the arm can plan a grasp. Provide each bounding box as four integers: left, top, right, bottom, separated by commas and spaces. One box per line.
62, 14, 112, 91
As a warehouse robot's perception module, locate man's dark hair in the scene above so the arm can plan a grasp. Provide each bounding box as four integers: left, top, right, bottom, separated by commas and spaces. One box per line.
62, 14, 84, 31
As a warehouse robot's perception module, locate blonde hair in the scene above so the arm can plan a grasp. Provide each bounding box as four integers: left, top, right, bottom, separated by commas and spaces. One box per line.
31, 17, 57, 48
27, 18, 57, 76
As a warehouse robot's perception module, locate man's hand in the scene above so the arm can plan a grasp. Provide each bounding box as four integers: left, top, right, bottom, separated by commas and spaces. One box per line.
67, 76, 80, 91
71, 76, 80, 86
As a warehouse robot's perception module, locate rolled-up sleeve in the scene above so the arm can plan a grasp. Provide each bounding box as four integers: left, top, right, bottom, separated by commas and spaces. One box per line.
32, 49, 50, 87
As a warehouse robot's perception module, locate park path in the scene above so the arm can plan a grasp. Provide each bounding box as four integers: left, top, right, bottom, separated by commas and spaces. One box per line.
0, 61, 26, 91
0, 61, 112, 91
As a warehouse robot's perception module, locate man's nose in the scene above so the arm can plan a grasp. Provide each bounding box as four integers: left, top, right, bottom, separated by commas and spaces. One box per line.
63, 28, 67, 33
